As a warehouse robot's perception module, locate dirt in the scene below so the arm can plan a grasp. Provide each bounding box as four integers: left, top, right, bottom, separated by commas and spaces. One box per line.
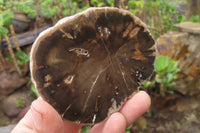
1, 82, 200, 133
131, 93, 200, 133
0, 20, 200, 133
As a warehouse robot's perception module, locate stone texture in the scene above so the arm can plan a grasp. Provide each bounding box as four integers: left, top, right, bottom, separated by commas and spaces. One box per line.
174, 22, 200, 34
0, 112, 10, 126
0, 124, 16, 133
30, 7, 155, 125
2, 90, 32, 117
13, 12, 30, 33
0, 71, 29, 95
156, 31, 200, 95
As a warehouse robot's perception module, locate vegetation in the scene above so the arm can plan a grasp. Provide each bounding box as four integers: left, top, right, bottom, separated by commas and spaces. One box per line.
0, 10, 22, 75
0, 0, 199, 132
142, 56, 180, 96
16, 97, 25, 108
128, 0, 200, 38
31, 83, 40, 98
79, 126, 91, 133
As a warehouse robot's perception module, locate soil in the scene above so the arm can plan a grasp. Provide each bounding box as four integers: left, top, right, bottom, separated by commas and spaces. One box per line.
0, 74, 200, 133
139, 93, 200, 133
0, 18, 199, 133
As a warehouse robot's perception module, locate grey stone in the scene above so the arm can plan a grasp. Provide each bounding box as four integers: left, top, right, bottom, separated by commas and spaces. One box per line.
0, 124, 16, 133
2, 90, 32, 117
174, 22, 200, 34
0, 71, 29, 95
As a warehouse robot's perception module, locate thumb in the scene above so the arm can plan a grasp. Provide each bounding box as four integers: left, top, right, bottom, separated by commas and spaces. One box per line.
31, 98, 64, 133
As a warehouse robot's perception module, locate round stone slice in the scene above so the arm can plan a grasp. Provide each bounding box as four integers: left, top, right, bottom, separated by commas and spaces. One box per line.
30, 7, 155, 125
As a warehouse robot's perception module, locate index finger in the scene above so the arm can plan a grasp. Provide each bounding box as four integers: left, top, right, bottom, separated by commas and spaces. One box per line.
120, 91, 151, 126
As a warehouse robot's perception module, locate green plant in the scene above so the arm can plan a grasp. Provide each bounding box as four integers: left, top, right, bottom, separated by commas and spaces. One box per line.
0, 10, 22, 75
16, 51, 30, 65
125, 124, 133, 133
79, 126, 91, 133
16, 97, 25, 108
141, 80, 155, 90
128, 0, 178, 38
189, 15, 200, 22
27, 80, 39, 101
31, 84, 40, 98
142, 56, 180, 96
176, 15, 187, 23
128, 0, 145, 15
38, 0, 90, 23
79, 123, 134, 133
177, 15, 200, 23
6, 51, 30, 65
90, 0, 114, 7
155, 56, 180, 88
13, 0, 37, 18
0, 0, 36, 18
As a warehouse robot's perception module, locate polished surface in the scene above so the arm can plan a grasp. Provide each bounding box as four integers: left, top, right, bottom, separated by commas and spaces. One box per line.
30, 7, 155, 125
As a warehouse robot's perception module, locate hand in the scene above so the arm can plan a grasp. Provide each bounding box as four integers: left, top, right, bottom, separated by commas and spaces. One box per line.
12, 91, 151, 133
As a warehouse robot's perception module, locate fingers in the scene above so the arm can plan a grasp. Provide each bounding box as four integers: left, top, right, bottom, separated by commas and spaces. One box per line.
88, 112, 127, 133
12, 91, 150, 133
11, 110, 33, 133
120, 91, 151, 126
31, 97, 65, 133
89, 91, 151, 133
63, 121, 82, 133
12, 97, 82, 133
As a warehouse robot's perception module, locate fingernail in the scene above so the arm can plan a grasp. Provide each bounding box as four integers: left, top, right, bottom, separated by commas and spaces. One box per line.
31, 100, 43, 130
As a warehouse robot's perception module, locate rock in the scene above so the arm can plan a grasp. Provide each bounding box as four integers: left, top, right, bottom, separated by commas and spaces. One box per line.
0, 124, 16, 133
176, 97, 199, 112
156, 31, 200, 95
174, 22, 200, 34
0, 112, 10, 126
2, 90, 32, 117
13, 20, 29, 33
0, 71, 29, 95
0, 25, 51, 49
13, 12, 30, 33
156, 32, 188, 59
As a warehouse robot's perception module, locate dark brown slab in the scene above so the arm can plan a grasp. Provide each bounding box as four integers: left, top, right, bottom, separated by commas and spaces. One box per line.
0, 25, 51, 49
30, 7, 155, 125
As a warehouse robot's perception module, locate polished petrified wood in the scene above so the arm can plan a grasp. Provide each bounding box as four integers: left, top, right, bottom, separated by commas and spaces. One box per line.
30, 7, 155, 125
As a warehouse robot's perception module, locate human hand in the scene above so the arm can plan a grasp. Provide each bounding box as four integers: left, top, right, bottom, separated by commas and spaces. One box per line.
12, 91, 151, 133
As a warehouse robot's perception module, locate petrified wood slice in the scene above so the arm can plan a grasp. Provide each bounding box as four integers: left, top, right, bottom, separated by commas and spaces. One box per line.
30, 7, 155, 125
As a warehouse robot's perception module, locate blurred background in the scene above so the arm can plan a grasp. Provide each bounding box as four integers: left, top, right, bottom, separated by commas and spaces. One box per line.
0, 0, 200, 132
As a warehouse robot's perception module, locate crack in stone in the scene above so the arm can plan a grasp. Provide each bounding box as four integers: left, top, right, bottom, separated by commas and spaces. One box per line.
82, 66, 109, 112
117, 61, 129, 90
101, 38, 129, 90
61, 104, 72, 117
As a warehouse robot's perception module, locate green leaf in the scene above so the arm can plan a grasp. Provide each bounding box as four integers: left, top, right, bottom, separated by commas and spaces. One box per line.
16, 98, 25, 108
168, 90, 174, 94
62, 9, 70, 16
128, 1, 136, 8
156, 78, 162, 83
155, 56, 169, 72
31, 84, 39, 97
141, 81, 155, 89
15, 51, 30, 65
79, 126, 91, 133
135, 0, 144, 8
16, 51, 27, 59
0, 26, 8, 36
1, 10, 14, 26
154, 56, 180, 93
190, 15, 200, 22
6, 55, 12, 61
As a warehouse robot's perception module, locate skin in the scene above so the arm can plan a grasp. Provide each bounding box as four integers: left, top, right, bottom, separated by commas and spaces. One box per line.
12, 91, 151, 133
